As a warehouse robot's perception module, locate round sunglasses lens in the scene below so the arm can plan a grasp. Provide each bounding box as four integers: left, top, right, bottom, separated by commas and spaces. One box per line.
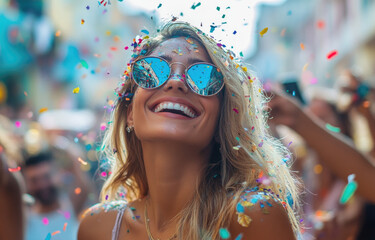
186, 64, 224, 96
132, 57, 170, 88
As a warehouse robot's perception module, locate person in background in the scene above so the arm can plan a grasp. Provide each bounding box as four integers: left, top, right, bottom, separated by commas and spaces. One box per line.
0, 114, 24, 240
23, 150, 90, 240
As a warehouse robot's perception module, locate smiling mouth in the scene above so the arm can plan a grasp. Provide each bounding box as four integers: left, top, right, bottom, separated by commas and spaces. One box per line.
153, 102, 198, 118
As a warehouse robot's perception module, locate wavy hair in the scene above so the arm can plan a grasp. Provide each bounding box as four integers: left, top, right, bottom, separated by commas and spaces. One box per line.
100, 21, 301, 239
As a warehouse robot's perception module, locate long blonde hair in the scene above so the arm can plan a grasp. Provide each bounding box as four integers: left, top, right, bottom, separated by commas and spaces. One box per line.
100, 21, 301, 239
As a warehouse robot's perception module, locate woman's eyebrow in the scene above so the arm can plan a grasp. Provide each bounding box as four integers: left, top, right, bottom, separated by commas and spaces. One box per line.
158, 54, 173, 62
187, 57, 206, 65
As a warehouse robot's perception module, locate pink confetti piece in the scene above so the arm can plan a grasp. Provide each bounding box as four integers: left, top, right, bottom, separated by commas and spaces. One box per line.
233, 108, 239, 114
15, 121, 21, 128
42, 217, 49, 225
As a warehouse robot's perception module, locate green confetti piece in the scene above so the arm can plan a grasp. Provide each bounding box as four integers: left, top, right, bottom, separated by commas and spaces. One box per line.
219, 228, 230, 239
340, 174, 358, 204
326, 123, 340, 132
191, 2, 201, 9
235, 137, 240, 142
222, 14, 226, 18
80, 60, 89, 69
216, 6, 220, 11
157, 3, 162, 8
240, 52, 243, 57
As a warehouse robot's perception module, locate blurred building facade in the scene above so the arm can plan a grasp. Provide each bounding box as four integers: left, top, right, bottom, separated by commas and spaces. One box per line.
249, 0, 375, 88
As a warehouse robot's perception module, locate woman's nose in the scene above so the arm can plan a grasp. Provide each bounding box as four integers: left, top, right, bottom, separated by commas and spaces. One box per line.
163, 63, 189, 94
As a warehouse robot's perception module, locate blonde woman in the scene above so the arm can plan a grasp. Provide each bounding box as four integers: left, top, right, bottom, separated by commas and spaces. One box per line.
78, 21, 301, 240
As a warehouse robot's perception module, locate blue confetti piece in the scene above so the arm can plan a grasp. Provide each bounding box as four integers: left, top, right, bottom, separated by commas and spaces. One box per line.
260, 202, 265, 209
45, 233, 51, 240
287, 193, 294, 207
141, 29, 149, 35
235, 233, 243, 240
236, 202, 244, 213
265, 200, 273, 207
219, 228, 230, 239
233, 30, 237, 34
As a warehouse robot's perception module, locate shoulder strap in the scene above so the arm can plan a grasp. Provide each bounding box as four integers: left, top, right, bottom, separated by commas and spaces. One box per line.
112, 207, 127, 240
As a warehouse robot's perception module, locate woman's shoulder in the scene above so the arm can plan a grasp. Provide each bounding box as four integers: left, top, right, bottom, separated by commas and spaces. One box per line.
78, 200, 128, 240
228, 186, 296, 240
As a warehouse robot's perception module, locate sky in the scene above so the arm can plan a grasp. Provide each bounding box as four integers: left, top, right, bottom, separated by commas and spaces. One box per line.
119, 0, 286, 58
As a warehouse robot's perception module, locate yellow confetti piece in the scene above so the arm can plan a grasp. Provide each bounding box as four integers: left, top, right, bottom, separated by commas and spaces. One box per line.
237, 213, 252, 227
77, 157, 88, 165
55, 30, 61, 37
259, 27, 268, 37
303, 63, 309, 71
39, 107, 48, 113
242, 66, 248, 72
81, 19, 85, 25
240, 201, 253, 207
258, 88, 261, 93
106, 31, 111, 36
73, 87, 80, 94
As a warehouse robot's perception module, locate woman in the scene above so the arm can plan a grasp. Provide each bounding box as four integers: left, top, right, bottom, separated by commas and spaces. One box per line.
78, 21, 301, 240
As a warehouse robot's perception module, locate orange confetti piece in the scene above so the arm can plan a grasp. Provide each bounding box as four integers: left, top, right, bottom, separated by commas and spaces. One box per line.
75, 187, 82, 195
24, 91, 28, 96
77, 157, 88, 165
39, 107, 48, 113
63, 223, 68, 231
259, 171, 264, 178
81, 19, 85, 25
8, 166, 21, 172
55, 30, 61, 37
52, 231, 61, 236
280, 28, 286, 37
110, 47, 117, 51
300, 43, 305, 50
113, 36, 120, 42
363, 100, 370, 108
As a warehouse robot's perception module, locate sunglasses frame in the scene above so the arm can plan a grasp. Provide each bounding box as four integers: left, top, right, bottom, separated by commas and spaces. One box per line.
131, 56, 225, 97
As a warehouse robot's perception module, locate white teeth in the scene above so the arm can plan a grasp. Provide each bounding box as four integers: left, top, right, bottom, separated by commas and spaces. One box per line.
153, 101, 196, 118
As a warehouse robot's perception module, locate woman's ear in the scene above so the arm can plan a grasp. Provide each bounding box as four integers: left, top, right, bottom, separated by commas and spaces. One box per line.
127, 103, 134, 127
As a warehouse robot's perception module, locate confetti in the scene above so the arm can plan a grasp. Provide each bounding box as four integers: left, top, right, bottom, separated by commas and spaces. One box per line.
75, 187, 82, 195
55, 30, 61, 37
45, 233, 51, 240
100, 123, 107, 131
101, 172, 107, 177
313, 164, 323, 174
303, 63, 309, 71
191, 2, 201, 9
63, 223, 68, 231
51, 231, 60, 236
73, 87, 80, 94
80, 60, 89, 69
216, 6, 220, 11
340, 174, 358, 204
24, 91, 28, 96
42, 217, 49, 225
141, 29, 149, 35
317, 20, 325, 29
233, 108, 239, 114
8, 166, 21, 172
219, 228, 230, 239
157, 3, 162, 8
259, 27, 268, 37
81, 19, 85, 25
326, 50, 338, 60
235, 233, 243, 240
39, 107, 48, 113
300, 43, 305, 50
233, 30, 237, 34
325, 123, 340, 132
77, 157, 88, 165
86, 5, 90, 10
237, 213, 252, 227
233, 145, 241, 150
124, 46, 129, 50
280, 28, 286, 37
15, 121, 21, 128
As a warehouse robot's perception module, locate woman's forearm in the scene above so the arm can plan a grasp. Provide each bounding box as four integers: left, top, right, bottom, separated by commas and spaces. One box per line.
293, 109, 375, 203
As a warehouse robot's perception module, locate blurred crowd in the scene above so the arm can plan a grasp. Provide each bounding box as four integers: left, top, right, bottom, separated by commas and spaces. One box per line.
1, 0, 375, 240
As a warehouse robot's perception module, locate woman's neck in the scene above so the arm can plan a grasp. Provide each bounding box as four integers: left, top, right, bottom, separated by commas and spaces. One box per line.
141, 141, 212, 231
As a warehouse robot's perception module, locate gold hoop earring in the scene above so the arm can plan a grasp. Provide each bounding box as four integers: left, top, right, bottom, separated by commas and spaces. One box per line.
126, 125, 134, 133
